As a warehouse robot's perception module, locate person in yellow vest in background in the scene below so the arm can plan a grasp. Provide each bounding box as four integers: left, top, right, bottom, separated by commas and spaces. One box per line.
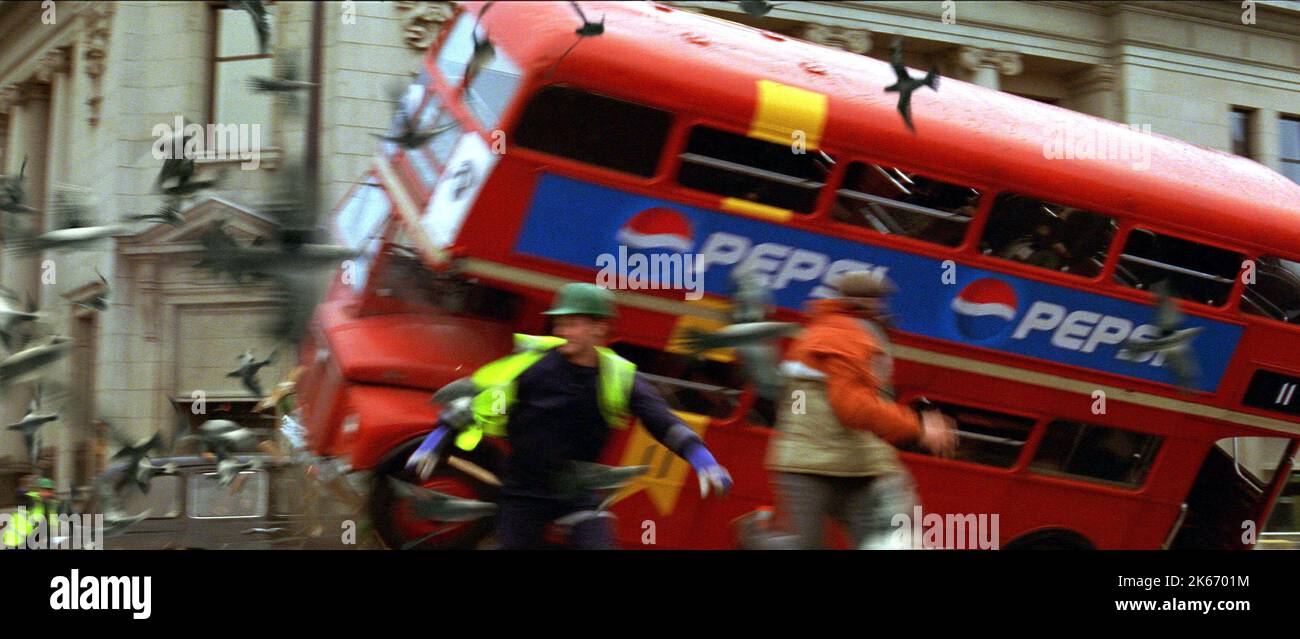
3, 476, 55, 549
407, 282, 733, 549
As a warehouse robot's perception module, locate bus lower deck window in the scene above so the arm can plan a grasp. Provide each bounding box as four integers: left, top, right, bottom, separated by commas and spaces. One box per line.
677, 126, 832, 214
1030, 421, 1163, 488
513, 85, 672, 178
979, 193, 1116, 277
832, 162, 977, 247
1113, 229, 1244, 306
903, 400, 1034, 468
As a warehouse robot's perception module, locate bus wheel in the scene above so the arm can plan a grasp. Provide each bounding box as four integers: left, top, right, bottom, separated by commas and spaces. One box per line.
369, 439, 501, 550
1004, 530, 1093, 550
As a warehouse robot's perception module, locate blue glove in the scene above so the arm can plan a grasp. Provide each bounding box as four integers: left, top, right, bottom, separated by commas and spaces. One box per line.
405, 423, 454, 480
685, 444, 732, 498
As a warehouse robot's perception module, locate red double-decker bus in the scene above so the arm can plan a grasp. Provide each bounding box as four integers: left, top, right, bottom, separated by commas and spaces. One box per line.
297, 1, 1300, 549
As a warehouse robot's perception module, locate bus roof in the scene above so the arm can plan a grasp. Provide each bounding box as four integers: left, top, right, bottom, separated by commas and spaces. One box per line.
470, 1, 1300, 256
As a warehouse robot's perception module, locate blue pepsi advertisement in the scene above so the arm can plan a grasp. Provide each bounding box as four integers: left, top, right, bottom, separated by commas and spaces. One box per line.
514, 173, 1243, 392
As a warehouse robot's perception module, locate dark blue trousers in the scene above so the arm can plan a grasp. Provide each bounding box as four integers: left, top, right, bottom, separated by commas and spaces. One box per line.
497, 493, 616, 550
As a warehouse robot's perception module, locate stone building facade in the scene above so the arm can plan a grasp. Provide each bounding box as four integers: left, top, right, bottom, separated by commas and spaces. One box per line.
0, 0, 442, 499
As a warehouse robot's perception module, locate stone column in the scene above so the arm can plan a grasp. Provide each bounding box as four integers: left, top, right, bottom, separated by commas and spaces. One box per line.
953, 46, 1023, 91
1068, 64, 1119, 121
1252, 109, 1281, 174
35, 48, 78, 493
0, 82, 51, 475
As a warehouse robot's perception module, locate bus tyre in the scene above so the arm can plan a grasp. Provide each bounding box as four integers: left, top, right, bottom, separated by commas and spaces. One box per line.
369, 438, 502, 550
1004, 530, 1093, 550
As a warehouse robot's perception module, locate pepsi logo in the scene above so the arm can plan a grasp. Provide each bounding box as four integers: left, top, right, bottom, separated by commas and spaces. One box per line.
951, 278, 1019, 341
617, 207, 694, 252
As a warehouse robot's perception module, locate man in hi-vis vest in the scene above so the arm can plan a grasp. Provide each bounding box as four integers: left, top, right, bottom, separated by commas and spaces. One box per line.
407, 283, 732, 549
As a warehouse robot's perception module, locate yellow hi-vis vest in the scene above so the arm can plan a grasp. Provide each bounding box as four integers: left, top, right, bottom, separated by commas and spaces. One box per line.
456, 334, 637, 451
2, 492, 43, 548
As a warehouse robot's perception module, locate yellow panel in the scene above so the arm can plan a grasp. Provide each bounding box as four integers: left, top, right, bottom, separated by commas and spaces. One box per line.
721, 197, 793, 223
748, 80, 828, 150
666, 312, 735, 363
610, 412, 711, 517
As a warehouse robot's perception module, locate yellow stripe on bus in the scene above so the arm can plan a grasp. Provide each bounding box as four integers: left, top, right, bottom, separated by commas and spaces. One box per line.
721, 197, 793, 223
748, 80, 827, 150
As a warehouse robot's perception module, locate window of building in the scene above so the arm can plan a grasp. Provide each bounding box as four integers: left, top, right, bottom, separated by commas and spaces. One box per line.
119, 475, 182, 519
1230, 107, 1254, 158
677, 126, 832, 213
211, 4, 275, 152
832, 163, 977, 247
979, 193, 1116, 278
1241, 255, 1300, 324
513, 86, 672, 177
1030, 420, 1163, 488
1281, 115, 1300, 184
1113, 229, 1244, 306
189, 470, 268, 518
903, 400, 1035, 468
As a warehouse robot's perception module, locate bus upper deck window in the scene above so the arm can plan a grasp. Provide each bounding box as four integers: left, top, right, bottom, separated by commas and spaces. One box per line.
980, 193, 1116, 278
514, 86, 672, 177
1241, 255, 1300, 324
1114, 229, 1243, 306
832, 163, 976, 247
677, 126, 832, 214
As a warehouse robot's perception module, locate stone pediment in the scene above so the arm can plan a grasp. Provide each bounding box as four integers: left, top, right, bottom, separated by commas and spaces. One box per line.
116, 195, 281, 254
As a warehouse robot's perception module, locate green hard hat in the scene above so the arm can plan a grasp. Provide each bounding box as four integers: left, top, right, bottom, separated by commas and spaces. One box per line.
36, 478, 55, 490
543, 283, 616, 319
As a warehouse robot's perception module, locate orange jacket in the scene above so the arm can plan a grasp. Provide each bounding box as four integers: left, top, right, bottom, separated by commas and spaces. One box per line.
788, 299, 923, 445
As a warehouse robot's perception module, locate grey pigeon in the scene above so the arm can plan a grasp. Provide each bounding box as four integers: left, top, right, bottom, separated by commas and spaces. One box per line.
681, 322, 800, 352
464, 2, 497, 86
228, 0, 270, 54
738, 0, 784, 17
93, 479, 149, 539
198, 419, 260, 460
0, 158, 36, 214
386, 478, 498, 522
0, 286, 42, 351
108, 428, 165, 476
129, 457, 177, 495
6, 397, 58, 464
72, 269, 110, 312
679, 274, 799, 401
0, 336, 73, 388
217, 456, 262, 487
884, 38, 939, 133
248, 51, 316, 110
1120, 281, 1202, 392
227, 349, 276, 398
543, 1, 605, 79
